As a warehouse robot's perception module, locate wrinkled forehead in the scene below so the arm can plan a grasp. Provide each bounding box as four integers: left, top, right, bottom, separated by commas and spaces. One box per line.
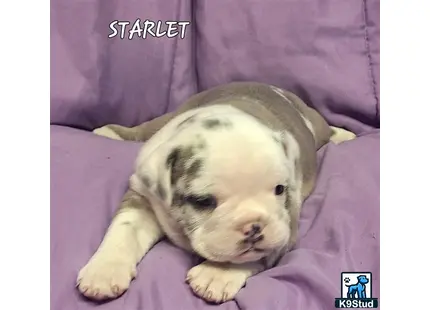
203, 135, 289, 191
169, 119, 289, 191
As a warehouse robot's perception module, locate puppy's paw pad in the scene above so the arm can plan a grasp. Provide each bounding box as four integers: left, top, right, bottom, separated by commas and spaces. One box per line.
186, 263, 247, 303
93, 126, 122, 140
77, 256, 136, 301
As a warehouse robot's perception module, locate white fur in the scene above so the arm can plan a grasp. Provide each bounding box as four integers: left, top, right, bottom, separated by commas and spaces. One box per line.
132, 106, 295, 262
186, 261, 262, 303
77, 203, 163, 300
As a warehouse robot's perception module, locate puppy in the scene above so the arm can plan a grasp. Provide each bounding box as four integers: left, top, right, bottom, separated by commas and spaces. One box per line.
77, 82, 355, 303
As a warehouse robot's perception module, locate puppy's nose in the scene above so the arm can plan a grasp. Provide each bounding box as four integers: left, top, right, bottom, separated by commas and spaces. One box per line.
242, 223, 262, 237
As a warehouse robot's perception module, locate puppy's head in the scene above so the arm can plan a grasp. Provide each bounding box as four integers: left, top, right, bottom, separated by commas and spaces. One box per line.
135, 112, 302, 264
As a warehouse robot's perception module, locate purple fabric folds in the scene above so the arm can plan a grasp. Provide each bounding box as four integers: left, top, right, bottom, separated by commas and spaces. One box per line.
51, 127, 379, 310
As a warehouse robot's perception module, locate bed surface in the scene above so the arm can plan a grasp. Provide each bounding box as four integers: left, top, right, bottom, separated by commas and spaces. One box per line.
51, 126, 379, 310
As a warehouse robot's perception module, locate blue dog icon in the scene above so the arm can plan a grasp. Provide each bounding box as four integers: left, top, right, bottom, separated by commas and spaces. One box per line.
346, 275, 369, 299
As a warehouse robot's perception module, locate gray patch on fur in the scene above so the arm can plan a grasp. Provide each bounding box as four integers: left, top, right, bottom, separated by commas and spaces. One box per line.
284, 186, 291, 209
156, 182, 167, 201
187, 159, 202, 179
202, 118, 232, 129
172, 191, 185, 207
182, 216, 201, 236
171, 191, 213, 237
166, 148, 179, 170
166, 145, 203, 188
142, 175, 152, 188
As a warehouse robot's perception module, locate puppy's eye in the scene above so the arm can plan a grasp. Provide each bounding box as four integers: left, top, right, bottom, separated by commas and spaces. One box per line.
274, 185, 285, 195
186, 195, 217, 208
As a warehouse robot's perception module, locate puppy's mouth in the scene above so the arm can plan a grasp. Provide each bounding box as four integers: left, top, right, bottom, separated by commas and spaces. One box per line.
239, 246, 268, 256
231, 246, 269, 263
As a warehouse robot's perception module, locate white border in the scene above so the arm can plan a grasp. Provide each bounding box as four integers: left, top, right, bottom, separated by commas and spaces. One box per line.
382, 1, 430, 309
0, 1, 49, 309
0, 1, 428, 309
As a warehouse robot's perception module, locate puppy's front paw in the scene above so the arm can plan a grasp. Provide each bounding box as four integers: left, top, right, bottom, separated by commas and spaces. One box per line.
93, 126, 123, 140
76, 253, 136, 301
186, 262, 249, 303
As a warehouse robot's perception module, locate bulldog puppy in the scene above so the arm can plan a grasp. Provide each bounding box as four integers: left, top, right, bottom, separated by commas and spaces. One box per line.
77, 82, 355, 303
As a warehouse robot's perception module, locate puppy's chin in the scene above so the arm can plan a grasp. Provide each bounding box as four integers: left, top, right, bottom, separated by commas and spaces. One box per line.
227, 249, 269, 264
191, 242, 269, 264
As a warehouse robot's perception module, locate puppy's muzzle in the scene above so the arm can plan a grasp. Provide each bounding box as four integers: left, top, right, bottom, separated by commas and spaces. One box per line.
242, 223, 265, 245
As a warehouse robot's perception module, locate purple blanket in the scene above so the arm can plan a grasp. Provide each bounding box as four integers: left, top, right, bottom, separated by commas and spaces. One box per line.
51, 0, 380, 309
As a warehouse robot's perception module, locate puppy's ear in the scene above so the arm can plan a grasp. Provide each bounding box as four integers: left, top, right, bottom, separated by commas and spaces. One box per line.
128, 108, 207, 204
129, 144, 176, 205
